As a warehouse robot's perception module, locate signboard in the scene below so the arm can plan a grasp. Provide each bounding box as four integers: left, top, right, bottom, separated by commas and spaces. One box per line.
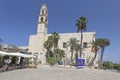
77, 58, 85, 68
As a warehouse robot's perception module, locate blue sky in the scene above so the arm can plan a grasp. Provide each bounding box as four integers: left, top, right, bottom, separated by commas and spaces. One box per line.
0, 0, 120, 63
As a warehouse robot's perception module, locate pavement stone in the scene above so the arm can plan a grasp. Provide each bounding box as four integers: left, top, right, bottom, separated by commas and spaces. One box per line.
0, 64, 120, 80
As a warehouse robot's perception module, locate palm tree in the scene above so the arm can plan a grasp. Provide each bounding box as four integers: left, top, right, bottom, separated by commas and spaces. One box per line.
55, 48, 65, 61
44, 32, 60, 65
44, 36, 53, 50
89, 39, 99, 66
44, 36, 53, 62
76, 16, 88, 58
51, 32, 60, 58
68, 38, 78, 66
44, 40, 52, 56
97, 38, 110, 68
74, 43, 80, 65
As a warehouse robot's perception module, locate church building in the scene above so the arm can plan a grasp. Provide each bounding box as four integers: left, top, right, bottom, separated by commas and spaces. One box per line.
28, 4, 98, 67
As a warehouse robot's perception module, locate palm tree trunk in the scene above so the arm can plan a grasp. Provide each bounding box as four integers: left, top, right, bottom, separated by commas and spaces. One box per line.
70, 51, 73, 67
100, 47, 105, 68
56, 41, 58, 49
80, 30, 83, 58
89, 51, 97, 67
53, 43, 56, 58
48, 50, 50, 58
47, 48, 49, 57
75, 52, 78, 65
54, 41, 58, 58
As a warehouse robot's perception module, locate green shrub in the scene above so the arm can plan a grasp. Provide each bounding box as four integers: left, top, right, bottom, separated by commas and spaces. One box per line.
11, 56, 17, 65
3, 55, 9, 59
94, 67, 98, 69
48, 57, 57, 66
113, 64, 120, 70
103, 61, 114, 69
72, 62, 77, 67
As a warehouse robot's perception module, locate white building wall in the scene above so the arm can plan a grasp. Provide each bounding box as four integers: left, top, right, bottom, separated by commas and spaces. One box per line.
45, 32, 98, 67
28, 34, 46, 64
29, 32, 98, 66
28, 4, 98, 67
29, 35, 38, 53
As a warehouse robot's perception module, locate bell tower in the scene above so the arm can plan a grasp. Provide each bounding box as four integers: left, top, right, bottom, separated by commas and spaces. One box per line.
31, 4, 48, 64
29, 4, 48, 64
37, 4, 48, 35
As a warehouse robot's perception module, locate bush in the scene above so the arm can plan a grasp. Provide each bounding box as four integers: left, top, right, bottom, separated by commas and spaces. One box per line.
103, 61, 114, 69
113, 64, 120, 70
11, 56, 17, 65
48, 57, 57, 66
94, 67, 98, 69
103, 61, 120, 70
72, 62, 77, 67
3, 55, 9, 59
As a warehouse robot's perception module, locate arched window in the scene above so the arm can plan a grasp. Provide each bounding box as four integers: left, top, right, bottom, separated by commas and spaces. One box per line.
41, 17, 43, 22
42, 11, 44, 14
45, 19, 47, 22
63, 42, 67, 48
83, 42, 87, 48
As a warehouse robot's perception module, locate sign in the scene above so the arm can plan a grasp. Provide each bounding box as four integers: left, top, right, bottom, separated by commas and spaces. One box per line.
77, 58, 85, 68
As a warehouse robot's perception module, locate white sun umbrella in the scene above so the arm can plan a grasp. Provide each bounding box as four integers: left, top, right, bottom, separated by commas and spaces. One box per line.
9, 52, 36, 58
0, 51, 9, 56
0, 51, 36, 58
7, 52, 25, 57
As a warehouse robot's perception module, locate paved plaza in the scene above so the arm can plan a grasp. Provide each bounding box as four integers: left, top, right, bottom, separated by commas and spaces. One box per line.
0, 65, 120, 80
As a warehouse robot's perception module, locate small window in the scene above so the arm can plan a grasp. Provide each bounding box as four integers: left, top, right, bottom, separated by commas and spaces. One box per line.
42, 11, 44, 14
63, 42, 67, 48
45, 19, 47, 22
83, 42, 87, 48
41, 17, 43, 22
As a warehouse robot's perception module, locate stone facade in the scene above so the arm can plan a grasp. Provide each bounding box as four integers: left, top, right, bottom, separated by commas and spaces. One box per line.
28, 4, 98, 67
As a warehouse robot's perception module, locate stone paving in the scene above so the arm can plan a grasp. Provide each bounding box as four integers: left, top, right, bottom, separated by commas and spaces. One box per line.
0, 65, 120, 80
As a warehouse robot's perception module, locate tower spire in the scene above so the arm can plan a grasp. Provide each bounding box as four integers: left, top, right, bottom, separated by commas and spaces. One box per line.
37, 4, 48, 35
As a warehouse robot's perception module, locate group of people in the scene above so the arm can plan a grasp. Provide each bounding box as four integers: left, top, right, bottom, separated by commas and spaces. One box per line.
18, 57, 28, 69
2, 56, 38, 72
